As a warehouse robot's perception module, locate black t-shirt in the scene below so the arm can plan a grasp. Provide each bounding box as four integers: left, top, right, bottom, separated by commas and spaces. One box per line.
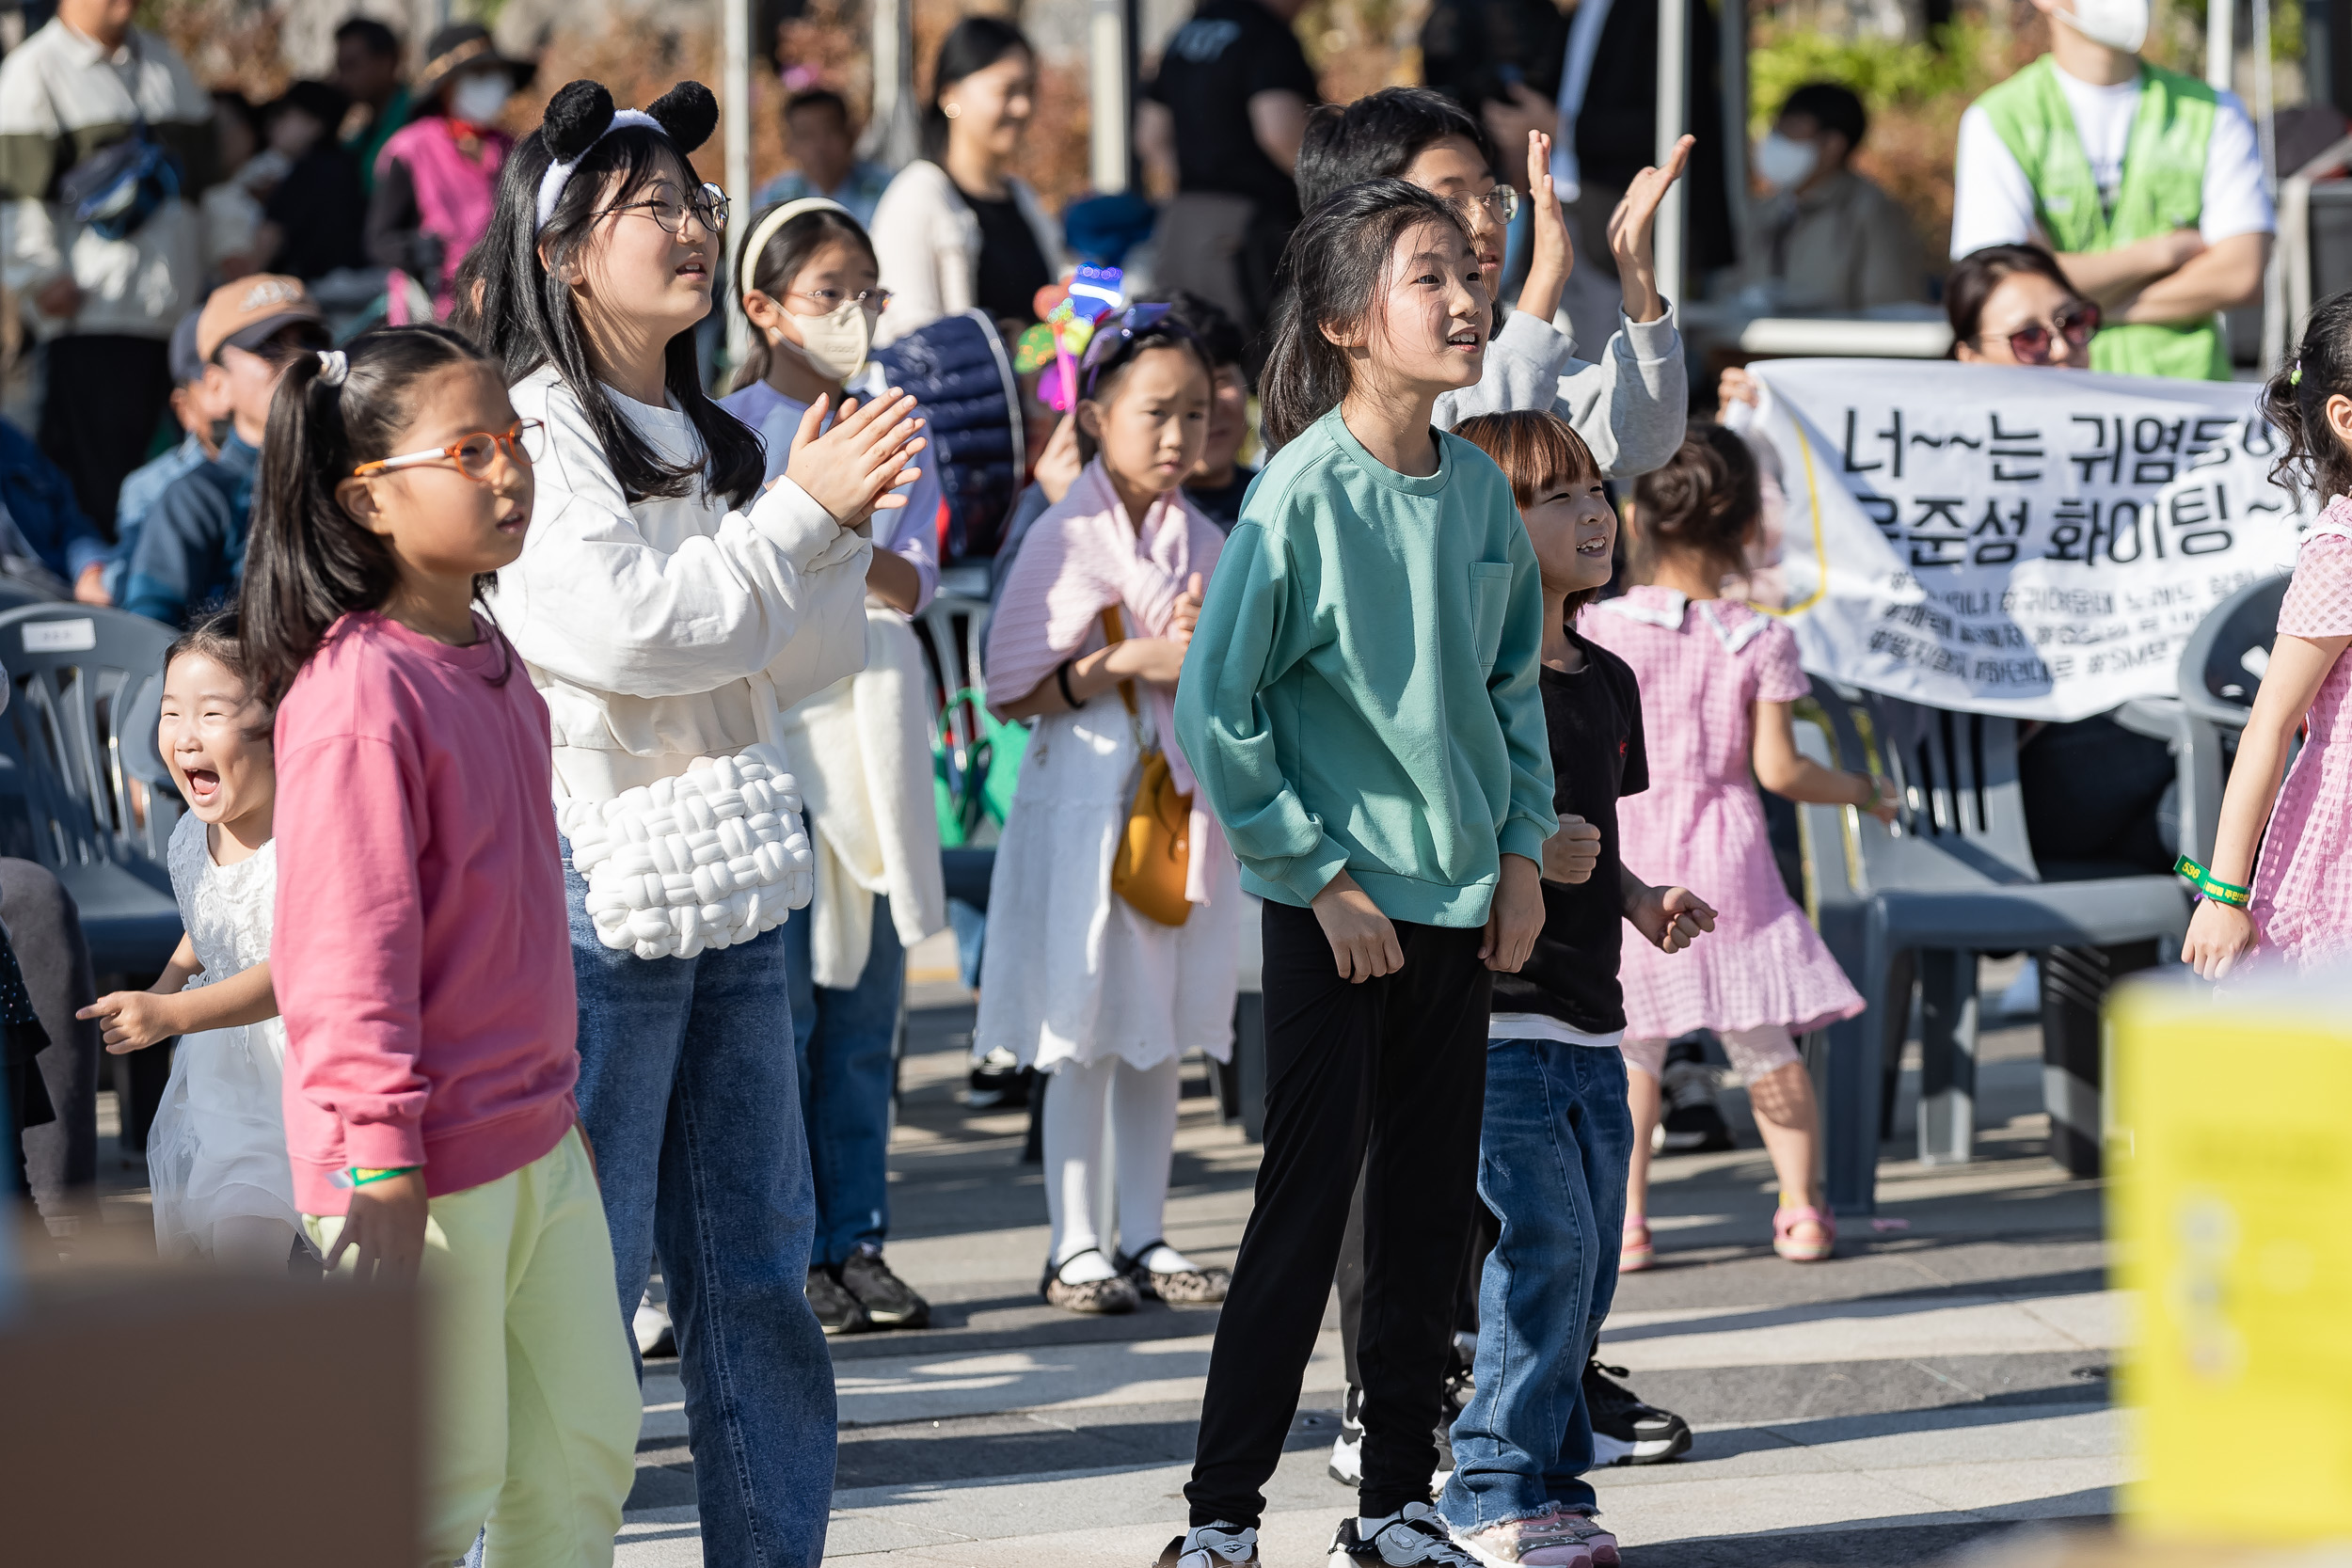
1184, 465, 1256, 531
1145, 0, 1320, 221
963, 188, 1052, 330
1489, 625, 1650, 1037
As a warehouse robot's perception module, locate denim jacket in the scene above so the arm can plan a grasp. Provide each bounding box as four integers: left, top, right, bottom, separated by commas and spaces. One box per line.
0, 417, 107, 583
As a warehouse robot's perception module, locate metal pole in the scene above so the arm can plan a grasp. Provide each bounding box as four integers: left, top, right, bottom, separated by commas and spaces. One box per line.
2255, 0, 2285, 372
723, 0, 754, 371
1090, 0, 1132, 193
1654, 0, 1690, 308
2206, 0, 2234, 91
863, 0, 921, 169
1721, 0, 1749, 299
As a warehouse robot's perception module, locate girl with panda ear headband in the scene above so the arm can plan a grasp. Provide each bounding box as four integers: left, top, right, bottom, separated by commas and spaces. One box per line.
714, 198, 950, 1338
467, 77, 927, 1564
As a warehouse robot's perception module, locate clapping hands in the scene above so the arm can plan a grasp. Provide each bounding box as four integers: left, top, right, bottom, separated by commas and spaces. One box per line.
784, 388, 928, 525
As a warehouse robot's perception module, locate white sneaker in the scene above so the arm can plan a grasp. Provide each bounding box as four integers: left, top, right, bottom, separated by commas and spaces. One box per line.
1156, 1522, 1260, 1567
1330, 1502, 1480, 1566
633, 1291, 674, 1357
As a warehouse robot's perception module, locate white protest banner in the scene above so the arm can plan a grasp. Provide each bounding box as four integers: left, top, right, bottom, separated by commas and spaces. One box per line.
1745, 359, 2309, 721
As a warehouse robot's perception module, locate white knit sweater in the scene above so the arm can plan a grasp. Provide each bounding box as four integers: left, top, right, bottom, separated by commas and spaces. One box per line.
497, 363, 874, 802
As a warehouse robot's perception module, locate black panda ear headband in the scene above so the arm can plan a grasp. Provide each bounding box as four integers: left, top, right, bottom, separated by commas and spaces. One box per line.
534, 79, 720, 231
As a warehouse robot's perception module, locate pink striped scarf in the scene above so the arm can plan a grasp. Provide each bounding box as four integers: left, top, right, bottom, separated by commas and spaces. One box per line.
985, 459, 1228, 900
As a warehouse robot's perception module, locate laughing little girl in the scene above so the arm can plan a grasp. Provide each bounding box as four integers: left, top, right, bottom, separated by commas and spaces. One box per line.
81, 611, 305, 1268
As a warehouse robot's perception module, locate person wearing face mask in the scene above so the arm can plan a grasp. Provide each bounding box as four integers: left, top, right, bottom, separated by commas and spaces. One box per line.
716, 198, 946, 1338
1746, 82, 1926, 313
363, 23, 535, 319
1950, 0, 2273, 380
869, 18, 1067, 346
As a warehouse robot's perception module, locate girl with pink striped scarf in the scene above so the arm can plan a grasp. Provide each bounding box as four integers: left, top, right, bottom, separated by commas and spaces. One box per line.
977, 309, 1243, 1315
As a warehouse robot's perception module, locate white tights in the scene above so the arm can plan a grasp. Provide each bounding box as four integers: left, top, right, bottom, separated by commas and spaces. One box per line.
1043, 1053, 1182, 1274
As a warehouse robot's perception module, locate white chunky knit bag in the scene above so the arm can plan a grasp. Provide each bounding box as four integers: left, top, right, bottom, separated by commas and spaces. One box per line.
560, 744, 817, 960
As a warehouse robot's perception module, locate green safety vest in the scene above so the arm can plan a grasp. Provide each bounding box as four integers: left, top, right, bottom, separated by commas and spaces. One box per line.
1975, 55, 2229, 381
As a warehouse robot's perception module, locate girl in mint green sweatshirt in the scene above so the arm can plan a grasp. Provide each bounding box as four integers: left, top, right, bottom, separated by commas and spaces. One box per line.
1167, 178, 1555, 1568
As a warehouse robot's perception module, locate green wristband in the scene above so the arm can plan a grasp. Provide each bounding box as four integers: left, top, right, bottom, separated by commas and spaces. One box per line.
2174, 854, 2251, 908
346, 1165, 421, 1189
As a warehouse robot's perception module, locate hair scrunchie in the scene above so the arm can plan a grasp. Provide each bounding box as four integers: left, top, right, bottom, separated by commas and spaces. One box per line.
316, 349, 349, 387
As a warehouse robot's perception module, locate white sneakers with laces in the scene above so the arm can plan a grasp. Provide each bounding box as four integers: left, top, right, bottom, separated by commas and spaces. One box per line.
1156, 1522, 1261, 1567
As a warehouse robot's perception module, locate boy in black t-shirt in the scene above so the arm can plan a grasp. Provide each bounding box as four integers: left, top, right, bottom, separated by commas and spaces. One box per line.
1426, 412, 1717, 1568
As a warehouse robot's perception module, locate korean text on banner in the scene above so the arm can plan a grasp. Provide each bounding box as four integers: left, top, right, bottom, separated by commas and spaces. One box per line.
1746, 359, 2312, 721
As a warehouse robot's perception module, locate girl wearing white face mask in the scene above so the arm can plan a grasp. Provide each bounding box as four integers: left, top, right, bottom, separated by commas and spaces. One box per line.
716, 200, 949, 1336
363, 22, 532, 318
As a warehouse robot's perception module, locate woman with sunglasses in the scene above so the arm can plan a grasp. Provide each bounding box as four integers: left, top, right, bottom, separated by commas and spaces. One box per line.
980, 304, 1241, 1315
715, 198, 946, 1338
1947, 243, 2103, 368
467, 81, 926, 1564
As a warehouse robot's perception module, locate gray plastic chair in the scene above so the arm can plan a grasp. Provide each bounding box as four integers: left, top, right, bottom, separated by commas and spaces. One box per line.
0, 605, 183, 974
1796, 679, 2191, 1214
2166, 574, 2291, 863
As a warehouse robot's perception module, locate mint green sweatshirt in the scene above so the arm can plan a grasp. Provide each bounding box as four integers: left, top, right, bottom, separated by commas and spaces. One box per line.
1174, 404, 1556, 927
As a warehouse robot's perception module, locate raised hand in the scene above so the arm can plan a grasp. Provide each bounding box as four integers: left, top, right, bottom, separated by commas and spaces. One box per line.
1034, 412, 1084, 507
1607, 134, 1693, 325
784, 389, 928, 525
1518, 128, 1574, 325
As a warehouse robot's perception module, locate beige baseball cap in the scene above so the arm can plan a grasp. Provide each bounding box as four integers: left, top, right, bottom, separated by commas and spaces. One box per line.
195, 274, 327, 363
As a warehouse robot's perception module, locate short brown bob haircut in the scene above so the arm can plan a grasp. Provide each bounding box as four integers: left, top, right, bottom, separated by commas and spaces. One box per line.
1452, 409, 1612, 612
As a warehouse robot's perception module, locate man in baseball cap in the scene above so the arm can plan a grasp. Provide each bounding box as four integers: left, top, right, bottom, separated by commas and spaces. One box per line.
122, 277, 330, 626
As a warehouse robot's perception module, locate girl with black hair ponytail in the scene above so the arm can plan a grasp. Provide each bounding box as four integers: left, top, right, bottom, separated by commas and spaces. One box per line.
239, 324, 643, 1563
465, 77, 928, 1562
2183, 293, 2352, 980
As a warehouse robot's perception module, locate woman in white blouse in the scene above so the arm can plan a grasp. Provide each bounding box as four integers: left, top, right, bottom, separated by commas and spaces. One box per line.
868, 16, 1066, 345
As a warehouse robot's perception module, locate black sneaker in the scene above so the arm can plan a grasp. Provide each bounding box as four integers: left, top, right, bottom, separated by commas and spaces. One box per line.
840, 1246, 931, 1330
806, 1265, 873, 1335
1583, 1359, 1691, 1465
1327, 1503, 1477, 1566
1657, 1035, 1735, 1154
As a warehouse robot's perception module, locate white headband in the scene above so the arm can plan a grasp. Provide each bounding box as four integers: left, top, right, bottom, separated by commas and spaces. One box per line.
739, 198, 853, 301
535, 108, 662, 230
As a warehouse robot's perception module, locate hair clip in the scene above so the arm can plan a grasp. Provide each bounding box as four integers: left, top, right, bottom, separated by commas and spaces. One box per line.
316, 349, 349, 387
2291, 359, 2304, 388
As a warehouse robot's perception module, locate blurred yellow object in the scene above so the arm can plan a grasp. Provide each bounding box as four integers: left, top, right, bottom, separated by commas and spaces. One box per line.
2110, 974, 2352, 1544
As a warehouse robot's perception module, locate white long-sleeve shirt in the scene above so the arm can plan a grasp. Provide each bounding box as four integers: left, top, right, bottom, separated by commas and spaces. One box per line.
497, 363, 874, 800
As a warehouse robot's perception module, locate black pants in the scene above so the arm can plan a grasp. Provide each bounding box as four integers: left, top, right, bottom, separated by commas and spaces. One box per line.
1187, 900, 1491, 1528
3, 860, 100, 1226
38, 333, 174, 535
1337, 1170, 1494, 1386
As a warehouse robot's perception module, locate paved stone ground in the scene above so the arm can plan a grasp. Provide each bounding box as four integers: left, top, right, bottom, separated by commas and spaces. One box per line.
608, 954, 2122, 1567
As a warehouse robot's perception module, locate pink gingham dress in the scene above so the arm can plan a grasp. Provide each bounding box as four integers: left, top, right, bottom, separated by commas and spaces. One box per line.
1581, 586, 1865, 1039
2248, 500, 2352, 970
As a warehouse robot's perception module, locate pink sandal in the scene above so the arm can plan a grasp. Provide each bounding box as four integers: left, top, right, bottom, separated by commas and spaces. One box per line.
1772, 1204, 1836, 1262
1620, 1216, 1654, 1273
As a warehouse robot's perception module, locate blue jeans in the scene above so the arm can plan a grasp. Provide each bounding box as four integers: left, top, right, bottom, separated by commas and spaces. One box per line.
565, 850, 837, 1567
1438, 1040, 1633, 1528
781, 894, 903, 1266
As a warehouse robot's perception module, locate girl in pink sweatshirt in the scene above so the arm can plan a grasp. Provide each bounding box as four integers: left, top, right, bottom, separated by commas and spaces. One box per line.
240, 324, 640, 1566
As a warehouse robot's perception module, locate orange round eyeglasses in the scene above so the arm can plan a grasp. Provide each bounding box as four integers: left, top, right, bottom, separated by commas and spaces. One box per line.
351, 420, 547, 482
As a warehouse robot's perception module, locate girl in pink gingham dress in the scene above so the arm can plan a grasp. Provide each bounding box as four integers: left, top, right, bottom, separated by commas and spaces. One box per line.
2185, 307, 2352, 981
1582, 427, 1897, 1267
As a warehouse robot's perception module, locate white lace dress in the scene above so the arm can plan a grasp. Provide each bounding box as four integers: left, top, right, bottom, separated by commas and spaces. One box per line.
147, 813, 303, 1258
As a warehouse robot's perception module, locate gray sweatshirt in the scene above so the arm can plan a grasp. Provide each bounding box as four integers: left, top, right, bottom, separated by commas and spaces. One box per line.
1433, 307, 1688, 481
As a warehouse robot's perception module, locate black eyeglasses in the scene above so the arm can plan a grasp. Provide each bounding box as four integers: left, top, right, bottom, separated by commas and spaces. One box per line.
1078, 303, 1198, 396
600, 182, 730, 237
1984, 300, 2101, 365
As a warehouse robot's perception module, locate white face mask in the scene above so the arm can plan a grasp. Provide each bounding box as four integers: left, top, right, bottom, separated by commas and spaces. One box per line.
781, 297, 874, 383
449, 72, 515, 126
2057, 0, 2148, 54
1755, 132, 1820, 191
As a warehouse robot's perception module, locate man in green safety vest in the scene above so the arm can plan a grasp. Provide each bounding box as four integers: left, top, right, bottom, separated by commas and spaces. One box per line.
1950, 0, 2274, 380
